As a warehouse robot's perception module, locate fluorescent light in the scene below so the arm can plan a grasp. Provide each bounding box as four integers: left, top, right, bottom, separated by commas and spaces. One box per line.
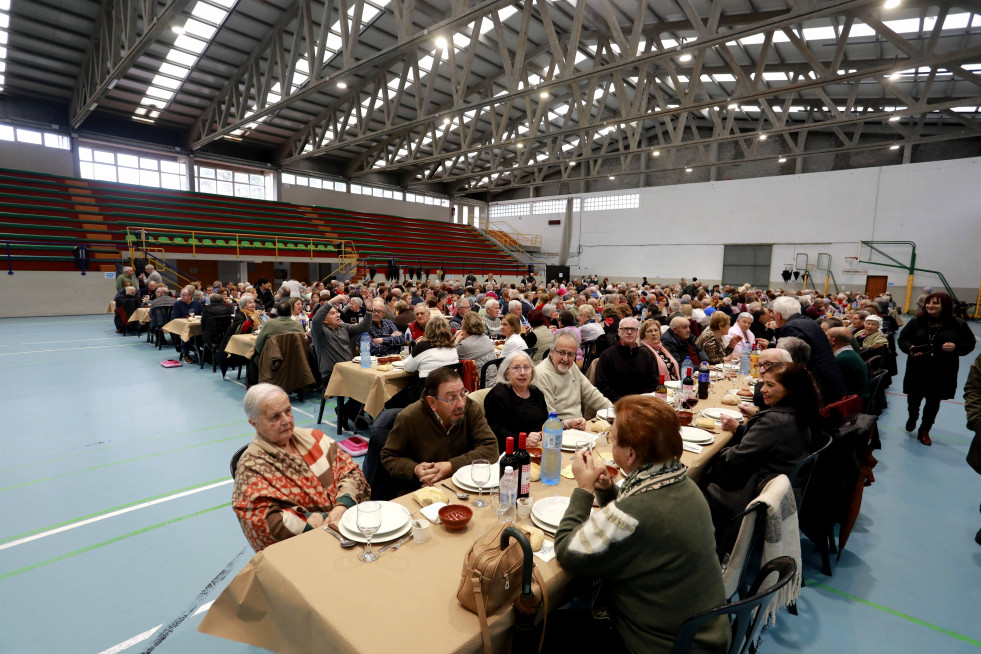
685, 168, 693, 173
609, 176, 615, 180
652, 150, 661, 157
516, 143, 523, 149
890, 144, 901, 150
336, 81, 347, 89
569, 161, 576, 167
759, 133, 768, 140
778, 157, 787, 163
539, 91, 549, 99
678, 53, 692, 63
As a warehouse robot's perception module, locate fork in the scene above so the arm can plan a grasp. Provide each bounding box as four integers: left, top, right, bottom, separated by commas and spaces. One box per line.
441, 482, 469, 500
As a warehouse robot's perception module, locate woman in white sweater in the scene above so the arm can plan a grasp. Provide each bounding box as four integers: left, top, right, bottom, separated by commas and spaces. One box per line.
404, 315, 459, 378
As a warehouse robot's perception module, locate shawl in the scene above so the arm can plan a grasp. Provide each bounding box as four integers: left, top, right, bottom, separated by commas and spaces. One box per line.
619, 459, 687, 497
641, 341, 679, 381
232, 427, 370, 551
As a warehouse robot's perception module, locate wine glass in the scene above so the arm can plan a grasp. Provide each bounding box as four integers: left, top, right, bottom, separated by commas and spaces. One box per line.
356, 501, 382, 563
470, 459, 490, 508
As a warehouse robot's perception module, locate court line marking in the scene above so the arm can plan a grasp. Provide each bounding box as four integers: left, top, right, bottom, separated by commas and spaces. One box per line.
0, 343, 143, 356
96, 601, 216, 654
18, 337, 122, 345
0, 479, 232, 550
0, 503, 229, 581
0, 432, 251, 493
805, 579, 981, 647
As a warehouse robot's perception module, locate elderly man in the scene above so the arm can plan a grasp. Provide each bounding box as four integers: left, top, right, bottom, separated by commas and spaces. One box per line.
254, 298, 305, 356
149, 285, 176, 309
310, 295, 370, 381
340, 296, 364, 324
594, 317, 657, 402
232, 383, 370, 551
381, 367, 498, 491
449, 297, 471, 330
828, 327, 870, 405
407, 301, 431, 340
137, 264, 162, 287
770, 296, 846, 403
116, 266, 140, 292
366, 298, 406, 355
114, 286, 141, 333
662, 316, 710, 367
170, 286, 205, 363
482, 299, 504, 338
535, 332, 611, 421
507, 299, 530, 328
142, 280, 159, 304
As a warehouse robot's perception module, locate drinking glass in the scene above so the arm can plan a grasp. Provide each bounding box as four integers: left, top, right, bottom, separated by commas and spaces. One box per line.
356, 501, 382, 563
470, 459, 490, 508
490, 491, 510, 524
516, 497, 533, 521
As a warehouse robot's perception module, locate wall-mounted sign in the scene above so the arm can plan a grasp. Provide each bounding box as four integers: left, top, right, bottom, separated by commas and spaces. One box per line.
841, 268, 869, 275
105, 272, 116, 279
547, 220, 561, 226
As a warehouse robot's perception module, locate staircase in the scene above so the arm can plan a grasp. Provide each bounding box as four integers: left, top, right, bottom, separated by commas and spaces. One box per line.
480, 221, 547, 276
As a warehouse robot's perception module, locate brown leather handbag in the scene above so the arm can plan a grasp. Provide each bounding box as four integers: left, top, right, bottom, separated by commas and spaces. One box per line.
457, 525, 547, 654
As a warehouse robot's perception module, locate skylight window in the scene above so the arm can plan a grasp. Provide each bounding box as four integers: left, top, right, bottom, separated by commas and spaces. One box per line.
0, 0, 8, 90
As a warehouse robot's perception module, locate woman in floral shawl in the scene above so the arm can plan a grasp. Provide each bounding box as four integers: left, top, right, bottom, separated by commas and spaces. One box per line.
233, 383, 370, 551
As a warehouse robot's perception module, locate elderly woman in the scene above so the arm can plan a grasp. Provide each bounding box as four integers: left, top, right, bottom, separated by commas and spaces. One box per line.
577, 304, 604, 342
455, 311, 497, 371
404, 315, 459, 378
553, 396, 729, 653
857, 315, 888, 350
727, 312, 757, 356
232, 384, 370, 552
483, 351, 551, 451
695, 311, 740, 364
639, 319, 680, 381
701, 362, 818, 542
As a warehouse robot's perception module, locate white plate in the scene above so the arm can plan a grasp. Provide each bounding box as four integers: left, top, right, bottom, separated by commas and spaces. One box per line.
596, 408, 615, 421
390, 360, 406, 368
701, 407, 743, 421
338, 518, 412, 544
529, 512, 557, 535
339, 501, 410, 537
453, 464, 500, 491
664, 380, 682, 390
561, 429, 598, 451
532, 496, 570, 528
351, 356, 378, 363
680, 426, 715, 445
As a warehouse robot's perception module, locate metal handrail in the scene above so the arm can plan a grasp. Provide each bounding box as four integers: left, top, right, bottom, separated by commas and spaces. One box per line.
124, 225, 357, 263
486, 220, 542, 249
2, 236, 117, 276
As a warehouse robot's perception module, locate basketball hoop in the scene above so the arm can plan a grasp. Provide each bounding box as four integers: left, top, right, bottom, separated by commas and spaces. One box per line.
845, 256, 858, 265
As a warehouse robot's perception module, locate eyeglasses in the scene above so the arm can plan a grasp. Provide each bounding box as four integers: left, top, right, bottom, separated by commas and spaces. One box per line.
552, 349, 577, 359
434, 389, 469, 404
759, 361, 776, 372
509, 366, 532, 373
618, 327, 638, 333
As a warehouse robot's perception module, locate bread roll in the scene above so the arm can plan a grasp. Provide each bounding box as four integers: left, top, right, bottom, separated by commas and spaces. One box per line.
695, 417, 716, 429
530, 463, 541, 482
587, 420, 609, 434
376, 363, 393, 371
722, 394, 739, 405
520, 525, 545, 551
411, 486, 447, 507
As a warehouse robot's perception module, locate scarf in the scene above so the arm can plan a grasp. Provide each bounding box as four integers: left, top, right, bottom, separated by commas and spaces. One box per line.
642, 341, 679, 381
619, 458, 687, 497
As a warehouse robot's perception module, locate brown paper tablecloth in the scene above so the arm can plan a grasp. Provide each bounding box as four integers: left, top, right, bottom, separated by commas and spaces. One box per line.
162, 318, 202, 343
106, 301, 116, 314
323, 361, 415, 418
199, 382, 748, 653
224, 333, 257, 359
128, 307, 151, 324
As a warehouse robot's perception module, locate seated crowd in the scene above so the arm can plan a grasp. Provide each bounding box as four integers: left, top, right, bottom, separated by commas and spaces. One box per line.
116, 269, 976, 652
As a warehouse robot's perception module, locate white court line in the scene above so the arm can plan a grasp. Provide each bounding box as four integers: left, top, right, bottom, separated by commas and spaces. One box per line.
95, 603, 213, 654
0, 343, 141, 357
0, 480, 232, 551
19, 337, 122, 345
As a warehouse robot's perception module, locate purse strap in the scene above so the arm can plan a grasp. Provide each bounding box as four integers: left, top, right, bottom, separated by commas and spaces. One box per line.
471, 569, 492, 654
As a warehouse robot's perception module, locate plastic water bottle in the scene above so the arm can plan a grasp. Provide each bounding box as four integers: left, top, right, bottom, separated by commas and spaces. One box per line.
541, 412, 563, 486
740, 337, 751, 376
500, 466, 518, 523
360, 332, 371, 368
681, 356, 693, 381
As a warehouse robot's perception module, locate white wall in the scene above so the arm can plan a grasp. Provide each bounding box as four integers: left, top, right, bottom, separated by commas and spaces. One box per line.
0, 140, 75, 177
0, 270, 116, 317
281, 185, 451, 222
503, 157, 981, 296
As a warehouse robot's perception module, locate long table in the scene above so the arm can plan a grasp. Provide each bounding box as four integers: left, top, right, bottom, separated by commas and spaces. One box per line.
224, 333, 257, 359
161, 317, 202, 342
198, 384, 742, 654
320, 360, 415, 430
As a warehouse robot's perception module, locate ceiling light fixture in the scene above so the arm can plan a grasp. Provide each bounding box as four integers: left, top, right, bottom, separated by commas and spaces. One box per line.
435, 37, 448, 50
888, 116, 901, 122
884, 0, 901, 8
651, 150, 661, 157
336, 81, 347, 89
685, 167, 693, 173
442, 117, 451, 124
890, 144, 901, 150
516, 143, 524, 149
569, 161, 576, 167
778, 157, 787, 163
888, 72, 901, 80
759, 133, 768, 140
539, 91, 549, 99
728, 102, 738, 109
609, 175, 615, 180
171, 26, 184, 34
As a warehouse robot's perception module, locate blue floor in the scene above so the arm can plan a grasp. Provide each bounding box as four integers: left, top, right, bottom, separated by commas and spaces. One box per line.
0, 315, 979, 653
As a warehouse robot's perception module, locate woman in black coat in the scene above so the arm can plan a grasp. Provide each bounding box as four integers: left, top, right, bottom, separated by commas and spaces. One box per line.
701, 362, 819, 548
482, 351, 549, 452
898, 292, 976, 446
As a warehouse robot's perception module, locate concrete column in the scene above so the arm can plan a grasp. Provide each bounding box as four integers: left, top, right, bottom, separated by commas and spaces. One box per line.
558, 197, 573, 266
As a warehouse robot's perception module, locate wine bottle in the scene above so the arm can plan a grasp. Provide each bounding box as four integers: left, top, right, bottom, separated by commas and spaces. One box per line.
516, 433, 531, 499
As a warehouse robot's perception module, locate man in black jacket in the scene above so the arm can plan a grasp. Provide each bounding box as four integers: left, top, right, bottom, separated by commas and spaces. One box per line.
594, 318, 657, 402
770, 296, 846, 403
661, 316, 710, 367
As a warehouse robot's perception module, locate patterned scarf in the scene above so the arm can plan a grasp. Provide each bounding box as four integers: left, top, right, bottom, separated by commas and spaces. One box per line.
619, 458, 687, 497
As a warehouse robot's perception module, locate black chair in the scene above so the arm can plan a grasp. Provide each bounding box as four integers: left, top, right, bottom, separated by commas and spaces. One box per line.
230, 444, 248, 478
580, 339, 599, 372
788, 432, 833, 513
671, 556, 798, 654
361, 408, 404, 500
865, 370, 891, 415
149, 306, 173, 350
200, 314, 233, 372
480, 357, 504, 388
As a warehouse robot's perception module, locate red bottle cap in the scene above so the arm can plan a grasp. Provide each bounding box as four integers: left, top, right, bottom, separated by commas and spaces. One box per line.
505, 437, 514, 454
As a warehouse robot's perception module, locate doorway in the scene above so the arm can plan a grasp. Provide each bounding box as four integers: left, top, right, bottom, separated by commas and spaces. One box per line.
865, 275, 888, 297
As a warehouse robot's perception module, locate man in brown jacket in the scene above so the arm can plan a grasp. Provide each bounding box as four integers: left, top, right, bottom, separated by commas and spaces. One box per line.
381, 367, 498, 489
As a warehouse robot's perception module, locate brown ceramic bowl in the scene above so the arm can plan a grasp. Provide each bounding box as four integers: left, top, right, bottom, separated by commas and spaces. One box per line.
438, 504, 473, 531
677, 410, 693, 426
526, 447, 543, 464
606, 464, 620, 480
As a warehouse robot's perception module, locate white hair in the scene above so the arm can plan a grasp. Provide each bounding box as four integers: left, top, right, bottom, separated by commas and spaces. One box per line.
770, 296, 802, 320
485, 299, 499, 310
238, 293, 255, 309
243, 383, 287, 421
508, 300, 523, 312
737, 312, 753, 321
496, 351, 536, 385
770, 349, 794, 363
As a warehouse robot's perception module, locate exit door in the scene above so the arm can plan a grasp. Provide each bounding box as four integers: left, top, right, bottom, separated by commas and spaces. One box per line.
865, 275, 888, 297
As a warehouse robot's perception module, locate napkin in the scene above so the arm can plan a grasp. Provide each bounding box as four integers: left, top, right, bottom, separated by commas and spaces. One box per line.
534, 539, 556, 563
682, 442, 703, 454
561, 465, 575, 479
420, 502, 447, 524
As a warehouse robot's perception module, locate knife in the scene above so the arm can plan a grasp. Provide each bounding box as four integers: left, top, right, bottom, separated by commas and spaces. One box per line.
378, 533, 414, 554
